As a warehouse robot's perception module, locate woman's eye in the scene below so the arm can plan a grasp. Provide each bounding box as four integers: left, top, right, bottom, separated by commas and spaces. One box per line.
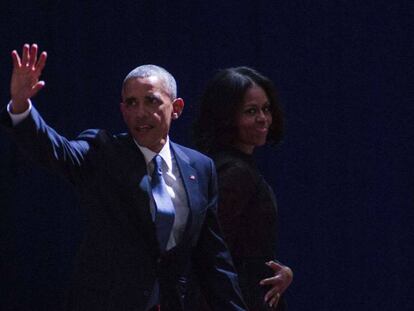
245, 108, 256, 115
263, 106, 271, 113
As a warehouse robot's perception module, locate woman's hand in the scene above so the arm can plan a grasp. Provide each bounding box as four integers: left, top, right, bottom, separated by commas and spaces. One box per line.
10, 43, 47, 113
260, 260, 293, 309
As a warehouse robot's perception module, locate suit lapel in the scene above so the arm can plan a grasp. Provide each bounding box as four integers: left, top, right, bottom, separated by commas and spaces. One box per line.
118, 139, 201, 254
118, 134, 160, 258
171, 143, 201, 242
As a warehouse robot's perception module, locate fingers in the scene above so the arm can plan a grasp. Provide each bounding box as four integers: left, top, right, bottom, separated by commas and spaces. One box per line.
10, 43, 48, 104
268, 292, 280, 309
21, 44, 30, 66
13, 44, 47, 72
35, 51, 47, 74
30, 81, 46, 97
264, 283, 280, 301
11, 50, 22, 68
266, 260, 283, 272
260, 275, 282, 309
282, 266, 293, 282
29, 44, 38, 68
261, 261, 293, 309
264, 285, 280, 309
266, 261, 294, 285
260, 275, 279, 286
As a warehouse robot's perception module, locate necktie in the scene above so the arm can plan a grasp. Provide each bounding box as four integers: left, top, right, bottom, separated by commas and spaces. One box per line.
151, 155, 175, 251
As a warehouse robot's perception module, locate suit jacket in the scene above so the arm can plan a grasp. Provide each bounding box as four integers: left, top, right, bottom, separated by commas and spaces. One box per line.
0, 106, 247, 311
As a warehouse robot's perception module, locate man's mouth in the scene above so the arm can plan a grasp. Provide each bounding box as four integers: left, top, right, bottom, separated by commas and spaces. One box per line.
135, 125, 153, 131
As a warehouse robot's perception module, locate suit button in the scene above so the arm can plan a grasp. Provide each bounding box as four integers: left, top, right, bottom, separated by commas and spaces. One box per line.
143, 290, 150, 297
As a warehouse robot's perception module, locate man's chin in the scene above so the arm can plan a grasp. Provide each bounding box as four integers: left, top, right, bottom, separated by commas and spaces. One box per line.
133, 137, 165, 153
132, 137, 149, 147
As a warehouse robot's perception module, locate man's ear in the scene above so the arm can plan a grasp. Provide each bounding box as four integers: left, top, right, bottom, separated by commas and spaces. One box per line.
172, 98, 184, 120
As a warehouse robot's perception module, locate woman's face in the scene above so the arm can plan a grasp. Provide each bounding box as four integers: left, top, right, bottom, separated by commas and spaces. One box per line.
233, 84, 272, 154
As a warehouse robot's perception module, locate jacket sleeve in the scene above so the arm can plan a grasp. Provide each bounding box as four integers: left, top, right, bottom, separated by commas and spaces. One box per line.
0, 104, 99, 184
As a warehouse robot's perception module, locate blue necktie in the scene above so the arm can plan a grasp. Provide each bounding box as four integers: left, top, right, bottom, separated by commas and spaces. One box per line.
151, 155, 175, 251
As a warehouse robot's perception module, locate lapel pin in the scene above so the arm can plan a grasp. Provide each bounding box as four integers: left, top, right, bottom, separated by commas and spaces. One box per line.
189, 175, 196, 180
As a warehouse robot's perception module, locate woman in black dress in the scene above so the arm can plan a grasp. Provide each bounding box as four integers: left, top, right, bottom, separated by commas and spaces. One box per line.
194, 67, 292, 310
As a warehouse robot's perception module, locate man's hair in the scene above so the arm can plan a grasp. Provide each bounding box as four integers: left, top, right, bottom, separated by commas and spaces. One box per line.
122, 64, 177, 100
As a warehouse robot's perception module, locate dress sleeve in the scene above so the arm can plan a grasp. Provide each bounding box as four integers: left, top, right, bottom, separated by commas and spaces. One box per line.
217, 163, 257, 259
194, 159, 248, 311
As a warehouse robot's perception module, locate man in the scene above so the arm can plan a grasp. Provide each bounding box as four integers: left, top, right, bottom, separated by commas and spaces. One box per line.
1, 43, 247, 311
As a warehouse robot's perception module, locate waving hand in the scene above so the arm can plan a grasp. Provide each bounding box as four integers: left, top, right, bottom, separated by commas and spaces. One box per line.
10, 43, 47, 113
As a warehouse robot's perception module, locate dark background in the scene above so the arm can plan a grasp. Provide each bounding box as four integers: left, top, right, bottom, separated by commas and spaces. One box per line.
1, 1, 413, 310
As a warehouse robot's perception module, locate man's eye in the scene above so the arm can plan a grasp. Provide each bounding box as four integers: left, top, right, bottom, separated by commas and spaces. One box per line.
145, 96, 159, 105
150, 97, 161, 105
125, 99, 136, 106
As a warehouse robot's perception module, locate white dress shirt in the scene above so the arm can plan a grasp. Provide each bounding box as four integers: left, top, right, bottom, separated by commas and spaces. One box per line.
135, 138, 189, 250
7, 101, 32, 126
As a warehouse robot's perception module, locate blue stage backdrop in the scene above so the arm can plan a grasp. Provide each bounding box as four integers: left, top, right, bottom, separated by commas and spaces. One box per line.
1, 1, 413, 310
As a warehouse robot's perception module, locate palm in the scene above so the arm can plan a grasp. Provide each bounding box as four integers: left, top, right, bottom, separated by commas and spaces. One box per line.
10, 44, 47, 107
11, 66, 41, 99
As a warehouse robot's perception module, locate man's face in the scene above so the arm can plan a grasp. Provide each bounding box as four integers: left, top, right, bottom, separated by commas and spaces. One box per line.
120, 76, 183, 152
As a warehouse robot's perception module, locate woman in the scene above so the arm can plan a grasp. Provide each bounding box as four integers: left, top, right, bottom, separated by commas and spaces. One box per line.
194, 67, 292, 310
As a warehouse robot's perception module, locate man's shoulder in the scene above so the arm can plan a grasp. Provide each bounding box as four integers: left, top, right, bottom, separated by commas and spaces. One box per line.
76, 130, 134, 154
77, 129, 127, 142
170, 141, 213, 163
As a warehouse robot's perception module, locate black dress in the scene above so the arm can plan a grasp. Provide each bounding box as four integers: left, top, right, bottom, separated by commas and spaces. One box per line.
213, 148, 286, 311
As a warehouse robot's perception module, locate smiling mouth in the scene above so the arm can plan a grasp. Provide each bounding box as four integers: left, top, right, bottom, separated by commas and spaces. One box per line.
256, 127, 269, 132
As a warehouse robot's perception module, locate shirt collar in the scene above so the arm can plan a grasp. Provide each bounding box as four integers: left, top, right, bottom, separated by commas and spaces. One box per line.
134, 136, 173, 171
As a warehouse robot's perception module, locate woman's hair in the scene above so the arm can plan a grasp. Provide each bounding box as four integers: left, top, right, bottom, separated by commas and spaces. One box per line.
193, 66, 283, 154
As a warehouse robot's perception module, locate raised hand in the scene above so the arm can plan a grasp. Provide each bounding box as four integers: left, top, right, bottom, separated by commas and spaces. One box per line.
260, 261, 293, 309
10, 43, 47, 113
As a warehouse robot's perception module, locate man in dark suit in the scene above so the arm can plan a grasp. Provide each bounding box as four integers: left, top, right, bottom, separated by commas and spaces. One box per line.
1, 43, 247, 311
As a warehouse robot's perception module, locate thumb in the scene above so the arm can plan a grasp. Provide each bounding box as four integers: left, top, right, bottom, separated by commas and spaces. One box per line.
266, 260, 283, 272
30, 81, 46, 97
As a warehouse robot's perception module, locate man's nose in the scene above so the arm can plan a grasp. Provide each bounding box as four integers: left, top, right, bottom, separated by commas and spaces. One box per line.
134, 103, 147, 118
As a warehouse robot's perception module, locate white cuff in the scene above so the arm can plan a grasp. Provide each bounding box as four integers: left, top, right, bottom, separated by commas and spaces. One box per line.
7, 100, 32, 126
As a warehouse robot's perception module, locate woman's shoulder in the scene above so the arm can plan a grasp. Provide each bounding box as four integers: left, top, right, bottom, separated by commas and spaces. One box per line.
214, 150, 250, 169
213, 149, 261, 184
